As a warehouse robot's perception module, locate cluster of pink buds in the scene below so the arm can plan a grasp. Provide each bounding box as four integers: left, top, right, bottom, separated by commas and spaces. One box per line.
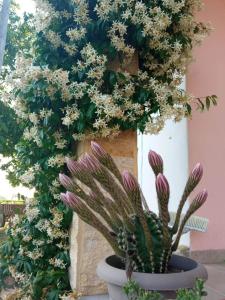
59, 142, 209, 258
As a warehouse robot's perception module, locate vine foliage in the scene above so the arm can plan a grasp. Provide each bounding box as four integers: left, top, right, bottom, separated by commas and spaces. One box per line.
0, 0, 215, 299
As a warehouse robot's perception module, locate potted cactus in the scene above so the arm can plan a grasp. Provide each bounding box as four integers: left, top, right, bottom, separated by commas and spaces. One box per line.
59, 142, 208, 299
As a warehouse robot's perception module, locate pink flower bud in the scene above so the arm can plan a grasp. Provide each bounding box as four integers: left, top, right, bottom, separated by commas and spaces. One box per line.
80, 154, 100, 172
148, 150, 163, 175
122, 171, 139, 191
66, 191, 80, 207
193, 189, 208, 208
156, 174, 170, 200
91, 141, 107, 159
59, 174, 73, 190
60, 193, 72, 208
190, 163, 203, 184
66, 157, 83, 175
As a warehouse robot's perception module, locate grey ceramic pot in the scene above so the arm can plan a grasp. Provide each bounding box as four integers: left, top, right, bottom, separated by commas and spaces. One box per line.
97, 254, 208, 300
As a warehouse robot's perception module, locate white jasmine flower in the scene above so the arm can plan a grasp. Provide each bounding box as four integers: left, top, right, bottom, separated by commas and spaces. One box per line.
48, 154, 65, 168
26, 207, 40, 222
62, 105, 80, 127
20, 168, 35, 185
66, 27, 87, 41
49, 258, 66, 269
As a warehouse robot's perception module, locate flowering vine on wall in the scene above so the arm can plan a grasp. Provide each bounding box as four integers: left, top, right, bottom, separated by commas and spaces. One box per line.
0, 0, 215, 299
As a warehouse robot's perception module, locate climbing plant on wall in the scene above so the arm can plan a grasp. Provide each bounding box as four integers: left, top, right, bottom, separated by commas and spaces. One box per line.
0, 0, 215, 299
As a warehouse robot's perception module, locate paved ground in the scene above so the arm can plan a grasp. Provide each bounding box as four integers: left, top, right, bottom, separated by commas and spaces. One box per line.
205, 264, 225, 300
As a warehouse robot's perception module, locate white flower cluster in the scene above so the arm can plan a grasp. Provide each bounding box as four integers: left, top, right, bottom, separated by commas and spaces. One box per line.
25, 198, 40, 222
10, 225, 23, 237
34, 0, 59, 32
66, 27, 87, 41
20, 168, 35, 186
50, 207, 64, 227
23, 235, 32, 242
32, 239, 45, 247
23, 126, 42, 147
48, 154, 65, 168
49, 257, 67, 269
108, 21, 135, 57
20, 164, 40, 186
9, 265, 30, 284
26, 207, 40, 223
54, 131, 68, 149
73, 0, 90, 25
35, 218, 69, 241
2, 1, 210, 297
27, 249, 44, 260
62, 104, 80, 127
10, 214, 20, 227
21, 0, 209, 137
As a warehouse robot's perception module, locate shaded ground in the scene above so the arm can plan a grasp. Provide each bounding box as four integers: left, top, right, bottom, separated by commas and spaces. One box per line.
205, 264, 225, 300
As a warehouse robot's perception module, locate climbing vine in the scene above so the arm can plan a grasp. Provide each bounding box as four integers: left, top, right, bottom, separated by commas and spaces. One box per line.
0, 0, 214, 299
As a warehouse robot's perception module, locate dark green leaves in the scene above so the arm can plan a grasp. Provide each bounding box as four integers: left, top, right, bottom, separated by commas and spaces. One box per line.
196, 95, 218, 112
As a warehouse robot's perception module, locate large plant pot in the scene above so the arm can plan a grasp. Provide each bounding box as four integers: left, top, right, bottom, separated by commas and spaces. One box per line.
97, 255, 208, 300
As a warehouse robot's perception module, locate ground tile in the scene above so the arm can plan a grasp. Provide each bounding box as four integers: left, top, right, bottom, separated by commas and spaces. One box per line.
205, 265, 225, 295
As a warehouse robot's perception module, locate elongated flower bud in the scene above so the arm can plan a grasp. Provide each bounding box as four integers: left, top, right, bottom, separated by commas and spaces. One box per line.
122, 171, 139, 191
79, 154, 100, 172
190, 163, 203, 185
60, 193, 72, 208
191, 189, 208, 210
172, 189, 208, 252
91, 141, 107, 159
172, 163, 204, 235
66, 191, 80, 207
66, 157, 83, 175
148, 150, 163, 176
59, 174, 73, 190
156, 174, 170, 200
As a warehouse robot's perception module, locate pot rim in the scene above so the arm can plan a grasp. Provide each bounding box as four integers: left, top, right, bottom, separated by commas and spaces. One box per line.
97, 254, 208, 291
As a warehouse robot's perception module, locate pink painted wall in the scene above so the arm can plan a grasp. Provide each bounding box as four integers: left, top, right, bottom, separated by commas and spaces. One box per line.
187, 0, 225, 251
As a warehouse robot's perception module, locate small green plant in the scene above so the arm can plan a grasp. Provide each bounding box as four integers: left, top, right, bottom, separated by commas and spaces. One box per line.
177, 280, 207, 300
60, 142, 208, 274
123, 279, 207, 300
123, 280, 163, 300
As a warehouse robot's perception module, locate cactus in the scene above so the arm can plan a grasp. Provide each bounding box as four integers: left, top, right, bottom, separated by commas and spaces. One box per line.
59, 142, 208, 274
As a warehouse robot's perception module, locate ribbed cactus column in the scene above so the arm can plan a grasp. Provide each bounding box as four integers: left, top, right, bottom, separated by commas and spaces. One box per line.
70, 130, 138, 295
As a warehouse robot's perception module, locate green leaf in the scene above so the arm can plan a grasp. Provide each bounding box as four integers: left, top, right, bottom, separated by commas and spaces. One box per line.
186, 104, 192, 115
109, 71, 117, 87
46, 289, 60, 300
206, 97, 211, 110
